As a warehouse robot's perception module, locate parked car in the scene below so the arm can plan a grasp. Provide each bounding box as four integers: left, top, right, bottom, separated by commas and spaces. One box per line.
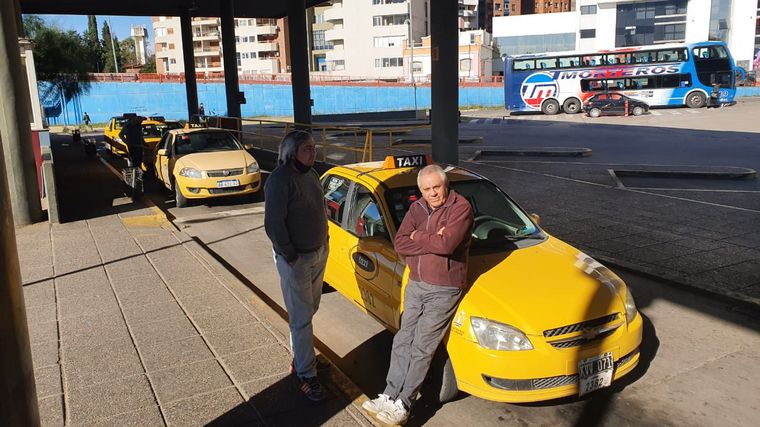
320, 154, 642, 403
583, 93, 649, 117
152, 128, 261, 207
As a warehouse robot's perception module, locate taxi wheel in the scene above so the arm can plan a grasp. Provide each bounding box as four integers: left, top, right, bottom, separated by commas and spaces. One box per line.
174, 181, 188, 208
588, 108, 602, 118
438, 356, 459, 403
632, 106, 645, 116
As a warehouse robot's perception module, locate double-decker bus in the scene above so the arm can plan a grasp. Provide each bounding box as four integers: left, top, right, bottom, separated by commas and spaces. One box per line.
504, 41, 737, 114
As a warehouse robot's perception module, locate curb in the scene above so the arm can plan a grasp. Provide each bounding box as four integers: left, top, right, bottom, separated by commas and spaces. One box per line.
394, 137, 484, 145
472, 147, 592, 159
612, 167, 756, 180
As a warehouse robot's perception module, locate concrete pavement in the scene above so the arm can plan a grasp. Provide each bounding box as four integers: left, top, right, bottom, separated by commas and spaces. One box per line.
17, 134, 371, 426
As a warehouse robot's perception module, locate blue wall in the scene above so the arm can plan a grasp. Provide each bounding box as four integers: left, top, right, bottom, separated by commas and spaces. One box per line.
40, 80, 757, 125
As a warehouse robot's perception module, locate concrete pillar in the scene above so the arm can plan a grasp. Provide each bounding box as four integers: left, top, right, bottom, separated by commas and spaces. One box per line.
180, 10, 199, 120
288, 0, 312, 126
430, 0, 459, 165
220, 0, 241, 118
0, 137, 40, 426
0, 0, 42, 225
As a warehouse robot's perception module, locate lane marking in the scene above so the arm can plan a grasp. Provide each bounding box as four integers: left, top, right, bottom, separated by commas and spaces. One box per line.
650, 111, 662, 116
173, 206, 265, 224
625, 187, 760, 193
607, 169, 625, 189
685, 110, 700, 114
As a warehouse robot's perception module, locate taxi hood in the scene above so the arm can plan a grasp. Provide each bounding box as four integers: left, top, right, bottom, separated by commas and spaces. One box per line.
462, 236, 626, 337
175, 150, 252, 171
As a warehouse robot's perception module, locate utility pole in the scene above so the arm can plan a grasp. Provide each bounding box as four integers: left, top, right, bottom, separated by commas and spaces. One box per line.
108, 17, 119, 73
0, 0, 42, 225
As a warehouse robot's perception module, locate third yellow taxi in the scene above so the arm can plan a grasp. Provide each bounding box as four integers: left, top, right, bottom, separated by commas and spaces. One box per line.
152, 128, 261, 207
321, 154, 642, 403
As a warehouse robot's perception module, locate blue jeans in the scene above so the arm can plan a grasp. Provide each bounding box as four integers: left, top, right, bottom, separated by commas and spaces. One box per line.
383, 280, 463, 407
274, 245, 328, 378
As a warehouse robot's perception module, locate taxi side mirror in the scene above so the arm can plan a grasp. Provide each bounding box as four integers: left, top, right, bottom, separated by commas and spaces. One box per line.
529, 213, 541, 225
157, 148, 167, 157
243, 143, 253, 151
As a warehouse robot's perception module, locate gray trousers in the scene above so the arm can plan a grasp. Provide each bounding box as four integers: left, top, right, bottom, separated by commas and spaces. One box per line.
383, 280, 463, 407
274, 245, 328, 379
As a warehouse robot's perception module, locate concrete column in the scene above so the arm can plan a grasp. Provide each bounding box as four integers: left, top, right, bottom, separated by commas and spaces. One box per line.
430, 0, 459, 165
0, 0, 42, 225
180, 10, 199, 120
288, 0, 312, 126
0, 138, 40, 426
220, 0, 241, 118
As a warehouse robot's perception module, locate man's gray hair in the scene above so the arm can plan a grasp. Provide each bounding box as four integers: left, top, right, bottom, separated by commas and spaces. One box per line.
278, 130, 313, 166
417, 164, 448, 188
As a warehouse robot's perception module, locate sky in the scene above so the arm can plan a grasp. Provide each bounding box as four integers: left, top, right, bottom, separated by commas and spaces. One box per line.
32, 15, 153, 45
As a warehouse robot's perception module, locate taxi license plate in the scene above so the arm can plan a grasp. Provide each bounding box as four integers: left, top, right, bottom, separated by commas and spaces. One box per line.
578, 352, 613, 397
216, 179, 240, 188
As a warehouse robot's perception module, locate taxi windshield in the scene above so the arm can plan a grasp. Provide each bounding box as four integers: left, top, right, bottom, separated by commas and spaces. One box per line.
142, 124, 167, 138
385, 180, 542, 251
175, 131, 241, 155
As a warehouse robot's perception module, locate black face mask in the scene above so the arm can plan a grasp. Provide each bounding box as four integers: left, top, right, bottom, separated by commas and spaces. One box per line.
292, 158, 311, 173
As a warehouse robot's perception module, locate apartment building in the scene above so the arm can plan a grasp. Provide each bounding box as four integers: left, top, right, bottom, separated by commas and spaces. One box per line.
493, 0, 759, 70
402, 29, 497, 80
323, 0, 431, 78
152, 16, 289, 75
307, 3, 335, 72
535, 0, 573, 13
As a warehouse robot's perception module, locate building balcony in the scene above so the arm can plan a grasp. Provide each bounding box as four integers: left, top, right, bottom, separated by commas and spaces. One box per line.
194, 31, 220, 41
255, 24, 278, 35
460, 10, 476, 17
251, 42, 279, 52
325, 26, 344, 43
461, 0, 479, 5
323, 5, 343, 23
194, 49, 221, 57
325, 46, 345, 62
192, 17, 219, 26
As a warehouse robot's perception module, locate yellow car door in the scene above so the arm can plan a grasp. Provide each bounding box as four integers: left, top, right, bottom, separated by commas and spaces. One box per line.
155, 133, 173, 190
343, 183, 404, 330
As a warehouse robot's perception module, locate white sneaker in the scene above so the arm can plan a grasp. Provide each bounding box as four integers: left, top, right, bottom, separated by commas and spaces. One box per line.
362, 394, 394, 414
376, 399, 409, 425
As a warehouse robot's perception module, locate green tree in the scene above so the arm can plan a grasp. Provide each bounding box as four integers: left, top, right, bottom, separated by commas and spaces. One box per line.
83, 15, 103, 72
23, 16, 91, 99
141, 55, 157, 73
101, 22, 122, 72
119, 38, 136, 68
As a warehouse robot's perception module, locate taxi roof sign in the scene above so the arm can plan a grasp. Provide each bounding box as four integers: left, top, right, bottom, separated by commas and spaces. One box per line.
383, 154, 432, 169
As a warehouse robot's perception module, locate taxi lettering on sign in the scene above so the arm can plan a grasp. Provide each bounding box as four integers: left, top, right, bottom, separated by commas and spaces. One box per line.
382, 154, 432, 169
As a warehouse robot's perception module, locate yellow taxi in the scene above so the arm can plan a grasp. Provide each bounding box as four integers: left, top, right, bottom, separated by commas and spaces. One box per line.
104, 115, 181, 167
152, 128, 261, 207
321, 154, 642, 403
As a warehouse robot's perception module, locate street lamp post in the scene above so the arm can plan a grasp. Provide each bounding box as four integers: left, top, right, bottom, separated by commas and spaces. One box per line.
406, 1, 417, 113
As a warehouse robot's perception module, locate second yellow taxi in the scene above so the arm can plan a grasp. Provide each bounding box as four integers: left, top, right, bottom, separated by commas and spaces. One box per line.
152, 128, 261, 207
321, 154, 642, 404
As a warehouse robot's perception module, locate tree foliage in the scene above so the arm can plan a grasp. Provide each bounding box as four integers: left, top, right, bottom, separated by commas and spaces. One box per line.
101, 21, 123, 73
119, 38, 137, 68
141, 55, 157, 73
23, 16, 91, 98
83, 15, 103, 72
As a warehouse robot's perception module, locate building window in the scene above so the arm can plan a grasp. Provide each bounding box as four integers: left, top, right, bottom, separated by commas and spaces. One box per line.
373, 0, 406, 4
412, 61, 423, 73
460, 58, 472, 71
155, 28, 168, 37
495, 3, 502, 11
580, 29, 596, 39
374, 35, 405, 48
236, 52, 241, 66
373, 14, 409, 26
313, 30, 333, 50
330, 60, 345, 71
374, 57, 403, 67
580, 5, 597, 15
708, 0, 732, 42
170, 58, 176, 64
495, 33, 576, 56
616, 0, 688, 47
315, 14, 324, 24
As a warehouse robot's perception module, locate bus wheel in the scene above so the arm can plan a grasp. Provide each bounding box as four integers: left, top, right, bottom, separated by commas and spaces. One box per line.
541, 99, 560, 115
562, 98, 582, 114
588, 108, 601, 118
632, 106, 645, 116
686, 91, 706, 108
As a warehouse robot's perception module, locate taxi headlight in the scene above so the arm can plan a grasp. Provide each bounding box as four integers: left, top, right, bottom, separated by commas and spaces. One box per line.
470, 317, 533, 351
625, 288, 638, 324
179, 167, 202, 179
246, 161, 259, 174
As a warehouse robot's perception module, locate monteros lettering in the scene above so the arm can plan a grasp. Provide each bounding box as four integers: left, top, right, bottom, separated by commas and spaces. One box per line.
552, 65, 680, 80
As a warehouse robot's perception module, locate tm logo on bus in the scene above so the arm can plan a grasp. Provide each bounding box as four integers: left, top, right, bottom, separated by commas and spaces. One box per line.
520, 73, 559, 110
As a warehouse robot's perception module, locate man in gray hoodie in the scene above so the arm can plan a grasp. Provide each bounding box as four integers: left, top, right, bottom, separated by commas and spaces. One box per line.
264, 130, 329, 401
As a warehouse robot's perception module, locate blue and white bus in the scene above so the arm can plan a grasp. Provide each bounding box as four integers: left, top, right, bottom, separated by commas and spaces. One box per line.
504, 41, 737, 114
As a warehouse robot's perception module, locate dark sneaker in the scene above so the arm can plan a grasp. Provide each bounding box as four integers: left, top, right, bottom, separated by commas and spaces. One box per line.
298, 376, 327, 402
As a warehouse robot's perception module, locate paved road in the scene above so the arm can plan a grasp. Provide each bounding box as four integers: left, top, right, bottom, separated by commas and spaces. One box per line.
166, 204, 760, 427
